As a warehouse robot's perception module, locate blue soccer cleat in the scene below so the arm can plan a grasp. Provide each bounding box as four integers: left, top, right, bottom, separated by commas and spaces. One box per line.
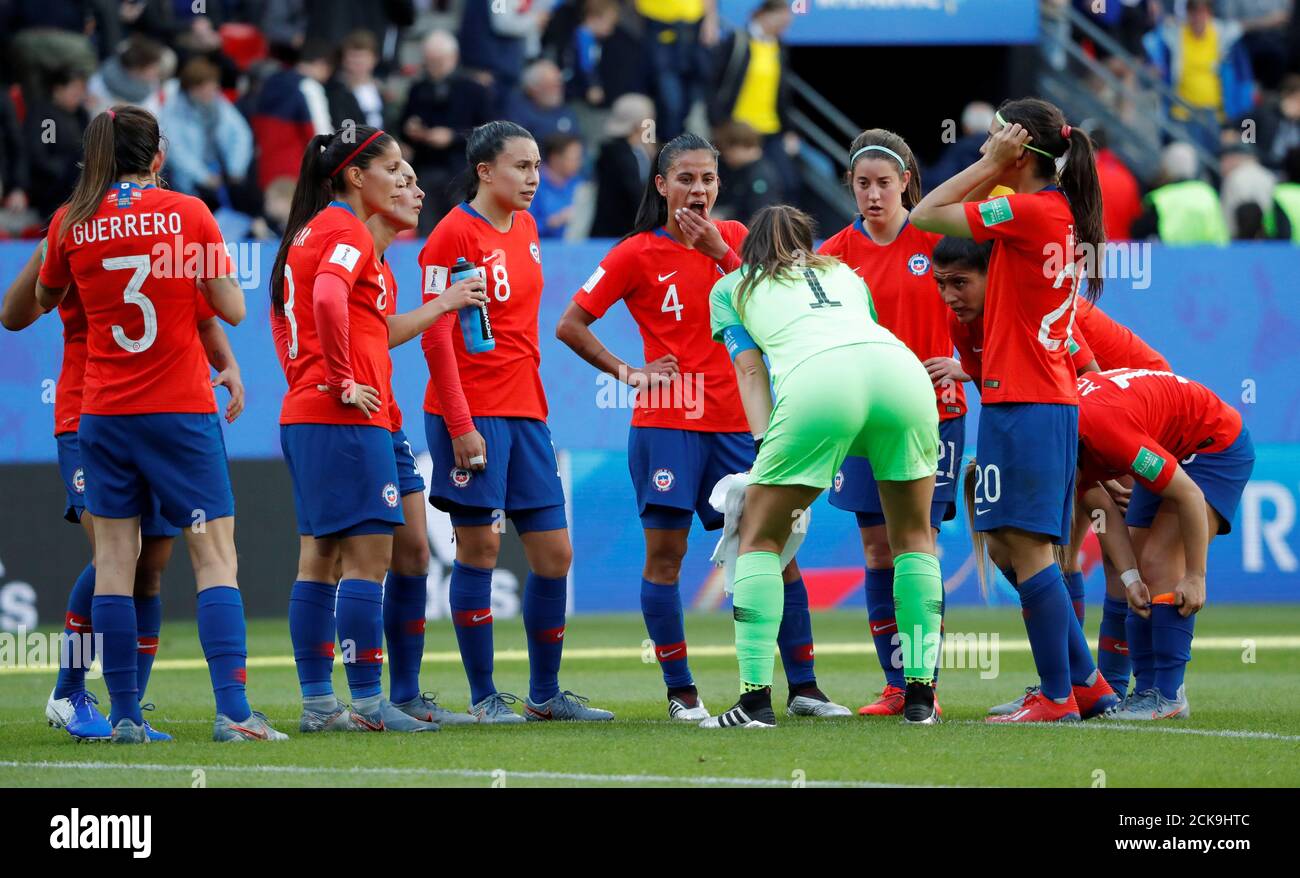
524, 690, 614, 722
48, 689, 112, 741
110, 718, 150, 744
140, 705, 173, 742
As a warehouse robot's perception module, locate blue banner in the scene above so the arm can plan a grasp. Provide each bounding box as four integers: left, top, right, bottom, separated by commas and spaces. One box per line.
718, 0, 1040, 46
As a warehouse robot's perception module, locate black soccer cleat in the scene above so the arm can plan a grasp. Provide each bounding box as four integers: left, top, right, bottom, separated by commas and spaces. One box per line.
902, 681, 941, 725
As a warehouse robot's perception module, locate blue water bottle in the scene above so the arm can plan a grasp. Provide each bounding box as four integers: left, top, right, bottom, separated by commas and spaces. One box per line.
451, 256, 494, 354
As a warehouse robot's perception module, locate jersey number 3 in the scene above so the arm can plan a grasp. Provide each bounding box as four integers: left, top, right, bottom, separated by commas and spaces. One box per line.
104, 255, 157, 353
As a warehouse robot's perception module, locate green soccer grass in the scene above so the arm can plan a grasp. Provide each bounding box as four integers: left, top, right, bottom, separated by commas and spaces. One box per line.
2, 606, 1298, 788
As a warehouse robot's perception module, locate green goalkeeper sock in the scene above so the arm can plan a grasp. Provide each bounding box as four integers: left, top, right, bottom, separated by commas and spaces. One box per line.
893, 551, 944, 684
733, 551, 784, 690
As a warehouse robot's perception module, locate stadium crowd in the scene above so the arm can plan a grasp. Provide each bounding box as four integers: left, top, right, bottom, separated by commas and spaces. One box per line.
0, 0, 1296, 244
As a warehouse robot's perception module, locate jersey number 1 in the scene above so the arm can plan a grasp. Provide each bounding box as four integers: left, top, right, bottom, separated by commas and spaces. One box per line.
104, 255, 156, 353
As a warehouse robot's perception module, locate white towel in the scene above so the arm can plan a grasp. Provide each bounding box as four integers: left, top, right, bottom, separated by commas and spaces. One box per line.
708, 472, 809, 594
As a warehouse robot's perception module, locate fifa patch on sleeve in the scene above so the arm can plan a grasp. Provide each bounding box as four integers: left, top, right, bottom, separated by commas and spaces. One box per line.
1131, 447, 1166, 482
582, 266, 605, 293
978, 197, 1014, 227
424, 265, 448, 296
329, 244, 362, 272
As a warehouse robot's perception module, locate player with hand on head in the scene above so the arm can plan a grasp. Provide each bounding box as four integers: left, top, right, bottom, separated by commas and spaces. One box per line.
704, 205, 945, 728
556, 133, 848, 721
4, 244, 245, 742
421, 121, 613, 723
912, 97, 1119, 723
35, 105, 283, 743
818, 129, 965, 718
272, 126, 438, 733
1073, 368, 1253, 720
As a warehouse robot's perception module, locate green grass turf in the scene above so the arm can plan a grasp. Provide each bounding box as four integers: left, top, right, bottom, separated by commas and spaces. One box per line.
2, 606, 1298, 787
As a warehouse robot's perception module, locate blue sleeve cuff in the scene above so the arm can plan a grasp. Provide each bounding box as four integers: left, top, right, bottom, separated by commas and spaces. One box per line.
720, 324, 758, 361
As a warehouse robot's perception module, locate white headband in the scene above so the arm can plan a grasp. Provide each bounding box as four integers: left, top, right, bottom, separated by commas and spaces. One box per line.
850, 144, 907, 171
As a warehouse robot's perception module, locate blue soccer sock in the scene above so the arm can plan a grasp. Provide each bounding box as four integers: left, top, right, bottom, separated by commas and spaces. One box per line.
777, 577, 816, 688
1126, 608, 1155, 693
92, 595, 141, 726
289, 580, 337, 699
450, 560, 496, 705
54, 563, 96, 700
336, 579, 384, 703
134, 595, 161, 701
523, 572, 567, 704
1098, 596, 1132, 691
1013, 564, 1074, 701
196, 586, 251, 722
383, 572, 428, 704
1151, 604, 1194, 701
1066, 571, 1086, 624
865, 567, 905, 690
640, 577, 692, 689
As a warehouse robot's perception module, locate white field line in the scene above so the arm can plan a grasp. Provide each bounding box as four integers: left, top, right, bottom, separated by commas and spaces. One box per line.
0, 759, 954, 788
2, 635, 1294, 675
951, 720, 1300, 743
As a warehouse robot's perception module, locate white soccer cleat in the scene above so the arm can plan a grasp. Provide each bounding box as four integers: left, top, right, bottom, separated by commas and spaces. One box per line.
668, 692, 710, 721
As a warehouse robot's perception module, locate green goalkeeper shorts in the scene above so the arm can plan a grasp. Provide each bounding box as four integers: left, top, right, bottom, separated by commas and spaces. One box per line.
751, 342, 939, 489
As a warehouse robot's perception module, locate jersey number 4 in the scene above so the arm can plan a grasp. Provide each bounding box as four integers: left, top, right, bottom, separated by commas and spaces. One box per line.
103, 255, 157, 353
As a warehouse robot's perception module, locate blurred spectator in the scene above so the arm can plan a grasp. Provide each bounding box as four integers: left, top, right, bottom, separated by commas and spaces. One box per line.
1265, 145, 1300, 239
458, 0, 548, 114
1244, 73, 1300, 171
400, 29, 493, 233
326, 30, 386, 130
263, 0, 415, 72
590, 92, 654, 238
87, 35, 168, 116
709, 0, 799, 205
159, 57, 254, 208
1219, 141, 1278, 237
637, 0, 719, 142
1132, 142, 1230, 243
0, 88, 29, 216
1217, 0, 1293, 89
711, 120, 782, 224
505, 59, 581, 139
248, 41, 333, 190
248, 175, 297, 240
1145, 0, 1253, 152
120, 0, 225, 44
1090, 124, 1143, 240
170, 12, 243, 93
3, 0, 122, 60
530, 133, 585, 238
545, 0, 649, 108
926, 101, 995, 191
22, 67, 89, 222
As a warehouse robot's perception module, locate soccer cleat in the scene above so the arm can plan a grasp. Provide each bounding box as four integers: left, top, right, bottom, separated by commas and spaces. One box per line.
469, 692, 527, 725
525, 690, 615, 722
1103, 686, 1190, 721
357, 699, 439, 732
988, 685, 1040, 716
985, 690, 1081, 723
858, 685, 905, 716
903, 682, 941, 725
668, 690, 710, 721
110, 718, 149, 744
213, 710, 290, 742
49, 690, 112, 740
394, 692, 477, 727
139, 704, 172, 742
786, 686, 852, 717
1073, 673, 1120, 719
299, 701, 356, 733
699, 700, 777, 729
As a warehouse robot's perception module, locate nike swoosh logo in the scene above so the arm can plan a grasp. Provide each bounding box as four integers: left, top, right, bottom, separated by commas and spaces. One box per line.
471, 612, 491, 623
658, 648, 683, 658
228, 723, 269, 740
351, 714, 384, 731
972, 347, 983, 353
976, 509, 991, 515
527, 706, 553, 720
870, 624, 896, 635
658, 272, 678, 282
935, 481, 951, 487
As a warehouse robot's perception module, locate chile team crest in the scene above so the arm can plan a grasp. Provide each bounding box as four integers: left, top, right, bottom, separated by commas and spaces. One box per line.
652, 468, 674, 493
382, 483, 399, 508
450, 468, 473, 488
72, 468, 85, 494
833, 470, 844, 492
908, 253, 931, 276
530, 241, 541, 263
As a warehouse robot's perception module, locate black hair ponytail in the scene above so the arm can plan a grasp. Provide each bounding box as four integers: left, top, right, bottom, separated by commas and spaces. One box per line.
61, 105, 160, 241
457, 120, 535, 202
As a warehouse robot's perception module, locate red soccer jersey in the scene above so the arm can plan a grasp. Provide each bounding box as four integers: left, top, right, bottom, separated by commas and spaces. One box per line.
40, 186, 230, 416
273, 204, 394, 431
380, 258, 402, 430
54, 286, 88, 436
1072, 297, 1170, 372
820, 218, 966, 419
949, 312, 1091, 390
574, 223, 750, 432
1076, 368, 1243, 494
963, 188, 1083, 405
419, 202, 548, 421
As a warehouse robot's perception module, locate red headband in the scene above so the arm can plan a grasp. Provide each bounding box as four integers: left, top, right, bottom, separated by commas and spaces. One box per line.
107, 110, 116, 120
1061, 124, 1072, 140
330, 130, 386, 178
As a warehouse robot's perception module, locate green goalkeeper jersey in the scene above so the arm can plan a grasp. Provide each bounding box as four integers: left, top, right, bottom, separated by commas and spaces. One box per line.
709, 259, 904, 393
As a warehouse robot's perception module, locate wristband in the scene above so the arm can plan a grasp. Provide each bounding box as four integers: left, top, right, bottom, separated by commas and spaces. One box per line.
1120, 568, 1142, 588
